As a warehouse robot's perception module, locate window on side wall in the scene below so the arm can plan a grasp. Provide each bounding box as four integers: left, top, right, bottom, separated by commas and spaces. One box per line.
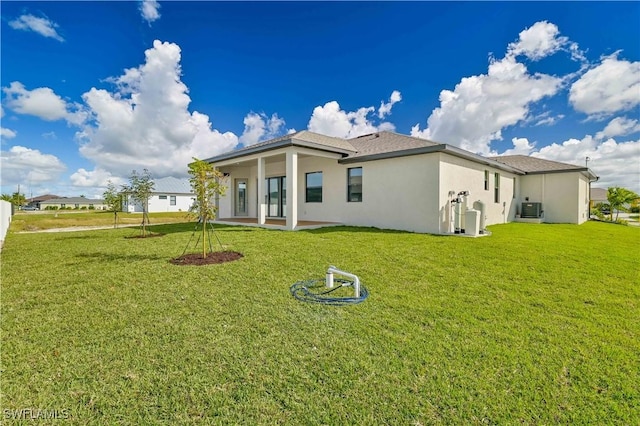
484, 170, 489, 191
305, 172, 323, 202
348, 167, 363, 202
494, 173, 500, 203
513, 177, 516, 199
159, 195, 167, 200
170, 196, 176, 206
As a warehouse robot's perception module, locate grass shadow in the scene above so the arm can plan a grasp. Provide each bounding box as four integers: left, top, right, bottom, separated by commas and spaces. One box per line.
75, 252, 167, 262
55, 234, 104, 240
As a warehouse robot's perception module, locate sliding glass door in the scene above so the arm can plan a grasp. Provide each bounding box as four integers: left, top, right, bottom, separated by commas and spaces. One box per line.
266, 176, 286, 218
234, 179, 248, 216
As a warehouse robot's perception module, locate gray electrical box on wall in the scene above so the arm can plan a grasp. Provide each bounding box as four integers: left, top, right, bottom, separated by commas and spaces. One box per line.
521, 202, 542, 218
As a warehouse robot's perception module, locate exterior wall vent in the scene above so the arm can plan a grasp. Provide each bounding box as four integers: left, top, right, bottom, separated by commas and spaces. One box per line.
521, 202, 542, 218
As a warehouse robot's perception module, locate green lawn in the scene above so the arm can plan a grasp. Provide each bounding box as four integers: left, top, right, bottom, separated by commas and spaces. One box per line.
1, 221, 638, 424
10, 210, 191, 232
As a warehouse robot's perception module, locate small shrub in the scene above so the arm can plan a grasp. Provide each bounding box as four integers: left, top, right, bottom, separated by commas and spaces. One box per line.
630, 206, 639, 213
80, 206, 87, 210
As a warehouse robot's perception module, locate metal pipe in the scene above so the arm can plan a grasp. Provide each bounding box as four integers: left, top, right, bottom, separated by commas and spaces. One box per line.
327, 266, 361, 298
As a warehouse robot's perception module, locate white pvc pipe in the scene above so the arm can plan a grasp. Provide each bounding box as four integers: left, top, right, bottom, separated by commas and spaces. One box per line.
326, 266, 361, 298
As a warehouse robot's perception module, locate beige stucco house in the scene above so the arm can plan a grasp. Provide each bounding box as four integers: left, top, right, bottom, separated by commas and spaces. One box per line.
203, 131, 598, 234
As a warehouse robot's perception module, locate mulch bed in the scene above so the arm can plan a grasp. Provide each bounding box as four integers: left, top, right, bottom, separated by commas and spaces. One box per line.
170, 251, 244, 266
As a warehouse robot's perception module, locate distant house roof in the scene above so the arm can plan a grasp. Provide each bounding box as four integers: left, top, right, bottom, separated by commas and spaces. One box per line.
204, 131, 597, 178
41, 197, 105, 204
153, 177, 193, 194
27, 194, 60, 203
590, 187, 608, 202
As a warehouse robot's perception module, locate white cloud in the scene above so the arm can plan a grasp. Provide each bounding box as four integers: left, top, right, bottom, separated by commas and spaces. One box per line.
569, 53, 640, 117
1, 128, 17, 139
596, 117, 640, 140
42, 131, 57, 139
140, 0, 161, 24
308, 98, 396, 139
534, 113, 564, 127
411, 55, 562, 153
496, 137, 536, 156
0, 146, 67, 187
531, 135, 640, 193
2, 81, 85, 124
507, 21, 568, 61
78, 40, 238, 177
239, 112, 286, 146
70, 168, 118, 188
378, 90, 402, 118
411, 20, 590, 154
8, 14, 64, 42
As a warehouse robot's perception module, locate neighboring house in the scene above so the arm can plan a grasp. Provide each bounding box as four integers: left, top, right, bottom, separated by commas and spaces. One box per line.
203, 131, 598, 234
124, 176, 194, 213
25, 194, 61, 210
40, 197, 107, 210
589, 187, 608, 208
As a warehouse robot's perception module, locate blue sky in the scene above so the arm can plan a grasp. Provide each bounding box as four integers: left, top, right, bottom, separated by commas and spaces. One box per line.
1, 1, 639, 198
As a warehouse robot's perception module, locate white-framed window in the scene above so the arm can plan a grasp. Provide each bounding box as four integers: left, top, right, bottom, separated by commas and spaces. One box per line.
305, 172, 323, 202
484, 170, 489, 191
348, 167, 363, 202
159, 195, 167, 200
170, 196, 176, 206
494, 173, 500, 203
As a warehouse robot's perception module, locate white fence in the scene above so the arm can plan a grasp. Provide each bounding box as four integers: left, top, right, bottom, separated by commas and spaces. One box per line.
0, 200, 13, 249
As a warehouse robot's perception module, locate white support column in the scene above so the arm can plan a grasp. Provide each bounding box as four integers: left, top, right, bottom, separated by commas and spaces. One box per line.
286, 150, 298, 230
257, 157, 266, 225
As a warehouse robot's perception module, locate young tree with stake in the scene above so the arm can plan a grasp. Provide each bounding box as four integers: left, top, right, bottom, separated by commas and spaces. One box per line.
123, 169, 155, 237
188, 158, 226, 259
103, 180, 123, 228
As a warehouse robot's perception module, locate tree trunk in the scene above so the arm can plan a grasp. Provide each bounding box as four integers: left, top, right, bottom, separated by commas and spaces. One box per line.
202, 218, 207, 259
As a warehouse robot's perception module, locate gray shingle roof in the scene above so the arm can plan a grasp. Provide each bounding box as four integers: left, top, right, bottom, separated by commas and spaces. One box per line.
347, 131, 439, 158
203, 130, 356, 164
153, 177, 193, 194
205, 131, 591, 176
489, 155, 585, 173
293, 131, 356, 152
